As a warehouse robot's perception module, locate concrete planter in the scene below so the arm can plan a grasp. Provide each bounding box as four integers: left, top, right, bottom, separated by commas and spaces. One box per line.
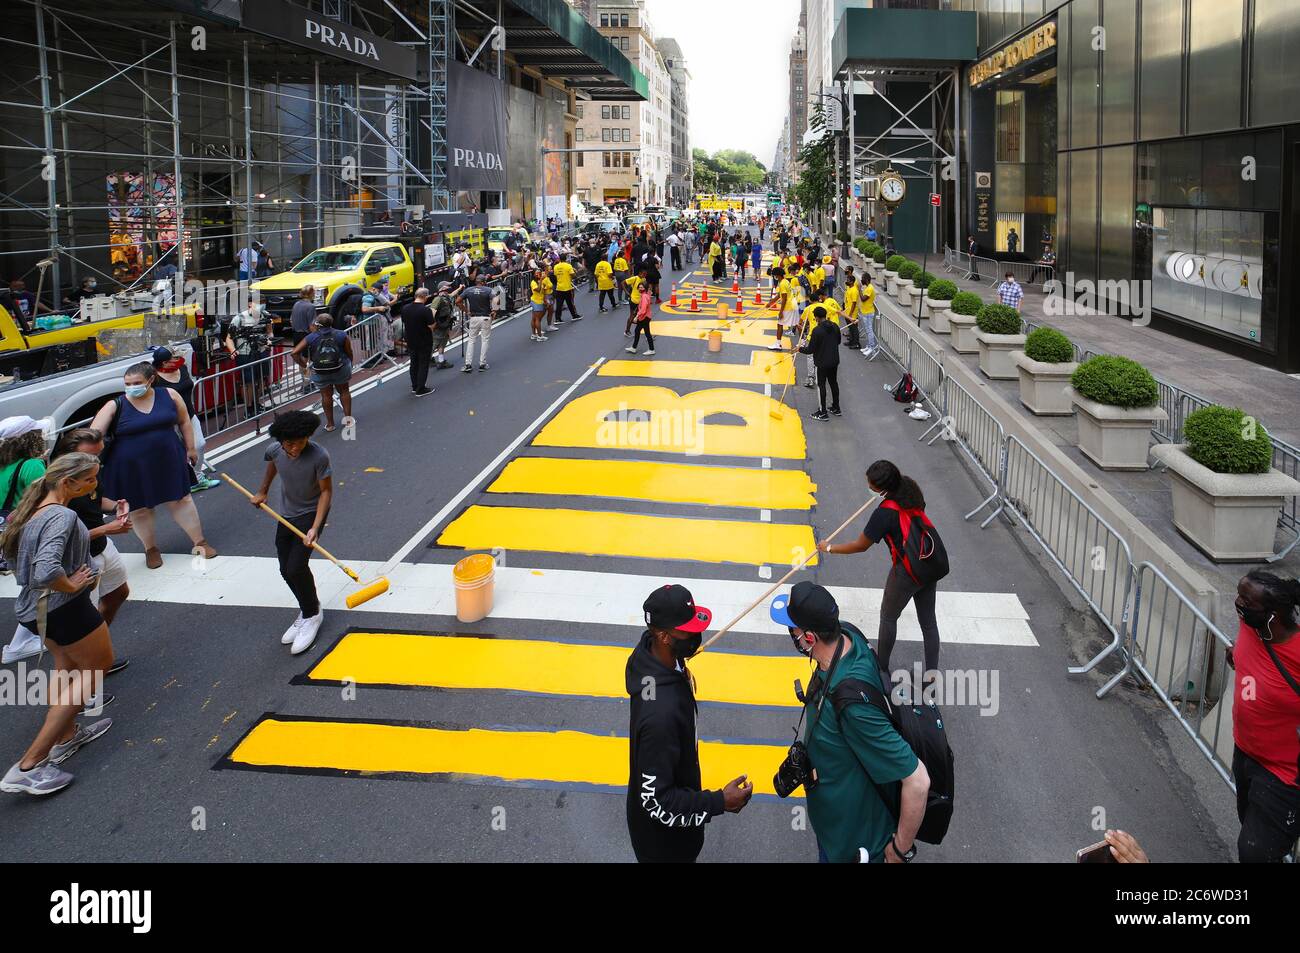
1070, 392, 1168, 471
948, 312, 979, 353
975, 331, 1027, 380
928, 301, 954, 334
1150, 444, 1300, 562
869, 261, 886, 283
914, 291, 933, 320
884, 270, 900, 295
897, 278, 916, 306
1012, 351, 1078, 415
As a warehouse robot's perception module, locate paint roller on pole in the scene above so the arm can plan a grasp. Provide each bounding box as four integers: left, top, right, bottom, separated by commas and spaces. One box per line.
696, 493, 882, 655
222, 473, 390, 609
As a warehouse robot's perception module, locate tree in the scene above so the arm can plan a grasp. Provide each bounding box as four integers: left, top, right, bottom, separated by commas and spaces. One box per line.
794, 101, 834, 216
690, 148, 767, 195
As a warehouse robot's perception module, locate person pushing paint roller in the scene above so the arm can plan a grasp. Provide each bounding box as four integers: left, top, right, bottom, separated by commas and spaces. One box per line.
625, 584, 753, 863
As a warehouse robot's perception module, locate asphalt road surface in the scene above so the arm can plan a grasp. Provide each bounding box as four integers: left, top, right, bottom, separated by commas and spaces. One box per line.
0, 237, 1237, 861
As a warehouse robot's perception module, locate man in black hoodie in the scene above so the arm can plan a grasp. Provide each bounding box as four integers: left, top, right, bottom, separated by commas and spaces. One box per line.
625, 584, 752, 862
800, 306, 842, 422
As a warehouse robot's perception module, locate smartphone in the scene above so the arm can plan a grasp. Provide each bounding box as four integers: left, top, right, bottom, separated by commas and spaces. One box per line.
1076, 840, 1118, 863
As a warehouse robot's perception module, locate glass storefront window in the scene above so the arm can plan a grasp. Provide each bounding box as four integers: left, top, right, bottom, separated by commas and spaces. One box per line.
996, 91, 1024, 162
1151, 206, 1264, 343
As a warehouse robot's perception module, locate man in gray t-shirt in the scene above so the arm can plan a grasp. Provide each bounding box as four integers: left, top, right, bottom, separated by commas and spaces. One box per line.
249, 411, 333, 655
289, 286, 318, 344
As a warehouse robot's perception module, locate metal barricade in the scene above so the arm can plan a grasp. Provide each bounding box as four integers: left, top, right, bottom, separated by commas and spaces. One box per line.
875, 310, 911, 369
909, 339, 945, 416
1001, 434, 1136, 694
1126, 562, 1235, 788
999, 258, 1056, 293
966, 254, 1000, 286
926, 375, 1005, 527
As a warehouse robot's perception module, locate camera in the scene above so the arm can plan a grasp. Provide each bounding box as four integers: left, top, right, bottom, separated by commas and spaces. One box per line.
773, 740, 817, 798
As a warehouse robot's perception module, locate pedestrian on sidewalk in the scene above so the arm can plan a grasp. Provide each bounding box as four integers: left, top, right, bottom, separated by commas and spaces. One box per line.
400, 288, 436, 396
0, 453, 115, 797
551, 254, 582, 323
457, 274, 497, 373
91, 363, 216, 568
817, 460, 947, 679
770, 582, 930, 863
625, 584, 752, 862
291, 315, 354, 433
800, 306, 841, 421
1226, 570, 1300, 862
966, 235, 980, 279
997, 272, 1024, 313
625, 267, 655, 356
248, 411, 332, 657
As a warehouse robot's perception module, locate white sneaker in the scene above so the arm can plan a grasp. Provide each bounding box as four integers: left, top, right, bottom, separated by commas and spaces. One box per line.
291, 611, 324, 656
625, 346, 636, 353
2, 625, 42, 665
1, 760, 73, 796
281, 613, 305, 645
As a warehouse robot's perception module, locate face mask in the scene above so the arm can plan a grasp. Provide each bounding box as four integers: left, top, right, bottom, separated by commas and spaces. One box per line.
124, 384, 148, 399
88, 282, 97, 290
789, 628, 814, 658
1235, 601, 1273, 634
670, 632, 702, 661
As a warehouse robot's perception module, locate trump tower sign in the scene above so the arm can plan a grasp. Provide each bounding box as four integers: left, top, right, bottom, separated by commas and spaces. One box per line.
447, 61, 507, 193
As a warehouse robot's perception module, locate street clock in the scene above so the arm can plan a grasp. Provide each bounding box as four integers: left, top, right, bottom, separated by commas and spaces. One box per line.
879, 169, 906, 206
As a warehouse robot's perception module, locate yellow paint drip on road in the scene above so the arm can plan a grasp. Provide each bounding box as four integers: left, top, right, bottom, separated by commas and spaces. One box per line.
228, 718, 795, 796
437, 505, 818, 567
309, 631, 808, 707
534, 385, 805, 458
487, 457, 815, 508
599, 351, 794, 385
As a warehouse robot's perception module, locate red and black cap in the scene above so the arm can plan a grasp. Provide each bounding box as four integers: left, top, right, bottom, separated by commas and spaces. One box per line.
643, 584, 712, 633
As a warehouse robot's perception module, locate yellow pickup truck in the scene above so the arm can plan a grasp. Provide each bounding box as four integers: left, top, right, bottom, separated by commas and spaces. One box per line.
251, 240, 416, 327
0, 297, 199, 355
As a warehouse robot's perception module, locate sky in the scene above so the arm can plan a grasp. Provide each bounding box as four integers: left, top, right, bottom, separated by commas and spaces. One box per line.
644, 0, 801, 167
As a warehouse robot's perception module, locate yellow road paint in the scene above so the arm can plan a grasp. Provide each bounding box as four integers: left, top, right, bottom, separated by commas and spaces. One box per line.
309, 631, 809, 707
599, 351, 794, 385
487, 457, 815, 508
657, 302, 778, 318
228, 718, 795, 796
648, 320, 782, 349
437, 506, 818, 567
534, 385, 805, 458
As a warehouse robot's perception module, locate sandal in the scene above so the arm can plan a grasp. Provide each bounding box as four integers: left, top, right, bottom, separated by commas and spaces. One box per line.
193, 541, 218, 559
145, 548, 163, 569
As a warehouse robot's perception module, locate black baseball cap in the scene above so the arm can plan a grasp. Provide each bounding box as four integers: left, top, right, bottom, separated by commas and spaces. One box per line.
150, 346, 174, 367
769, 581, 840, 634
643, 584, 712, 633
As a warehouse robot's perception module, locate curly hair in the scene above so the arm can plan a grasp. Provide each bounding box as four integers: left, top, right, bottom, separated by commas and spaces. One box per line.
0, 430, 47, 469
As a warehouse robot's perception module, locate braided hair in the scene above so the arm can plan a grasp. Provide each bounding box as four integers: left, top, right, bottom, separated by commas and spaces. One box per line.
1244, 569, 1300, 626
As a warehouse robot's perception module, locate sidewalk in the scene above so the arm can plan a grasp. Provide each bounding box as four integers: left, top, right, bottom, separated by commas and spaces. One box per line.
936, 263, 1300, 445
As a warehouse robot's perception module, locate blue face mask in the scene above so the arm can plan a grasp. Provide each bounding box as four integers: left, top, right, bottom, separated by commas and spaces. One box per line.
124, 384, 148, 399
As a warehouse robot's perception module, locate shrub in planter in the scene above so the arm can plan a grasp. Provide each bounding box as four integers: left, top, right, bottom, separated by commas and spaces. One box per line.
1183, 406, 1272, 474
975, 303, 1022, 335
861, 242, 880, 259
1070, 355, 1159, 408
872, 247, 888, 264
836, 231, 851, 243
950, 291, 983, 316
927, 279, 957, 302
1024, 326, 1074, 364
854, 238, 870, 255
1070, 356, 1165, 470
897, 261, 920, 281
914, 271, 936, 291
884, 254, 908, 273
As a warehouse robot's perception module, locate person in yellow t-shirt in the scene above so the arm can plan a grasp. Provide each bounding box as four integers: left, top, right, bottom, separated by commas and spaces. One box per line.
542, 271, 556, 331
624, 273, 644, 334
613, 254, 629, 303
594, 258, 616, 312
798, 291, 840, 386
859, 274, 879, 357
552, 255, 582, 322
842, 273, 862, 349
811, 262, 826, 293
708, 240, 724, 282
765, 267, 799, 350
529, 267, 549, 341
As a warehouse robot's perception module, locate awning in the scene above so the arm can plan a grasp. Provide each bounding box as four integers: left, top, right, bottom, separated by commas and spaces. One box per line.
833, 7, 977, 76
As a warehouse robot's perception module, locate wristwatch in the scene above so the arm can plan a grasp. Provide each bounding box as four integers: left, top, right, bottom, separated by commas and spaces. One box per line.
891, 836, 917, 863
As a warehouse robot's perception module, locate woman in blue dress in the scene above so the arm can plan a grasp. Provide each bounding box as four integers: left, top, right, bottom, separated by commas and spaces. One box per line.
91, 362, 217, 570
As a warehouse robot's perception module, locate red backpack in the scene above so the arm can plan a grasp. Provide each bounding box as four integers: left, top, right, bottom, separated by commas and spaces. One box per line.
880, 500, 949, 587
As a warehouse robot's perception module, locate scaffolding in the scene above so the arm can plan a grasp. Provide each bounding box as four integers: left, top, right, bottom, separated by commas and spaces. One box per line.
0, 0, 452, 306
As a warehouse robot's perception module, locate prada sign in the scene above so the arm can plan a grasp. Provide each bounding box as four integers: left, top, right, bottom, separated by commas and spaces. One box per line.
447, 61, 507, 192
240, 0, 418, 81
969, 21, 1057, 87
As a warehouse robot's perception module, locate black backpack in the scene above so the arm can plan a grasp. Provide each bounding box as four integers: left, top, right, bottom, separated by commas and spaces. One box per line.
891, 372, 919, 403
828, 633, 955, 845
311, 330, 345, 372
880, 500, 950, 588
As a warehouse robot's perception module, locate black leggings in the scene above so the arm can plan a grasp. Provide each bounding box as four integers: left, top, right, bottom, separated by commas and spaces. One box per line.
877, 565, 941, 674
1233, 746, 1300, 862
633, 320, 654, 350
817, 365, 840, 412
276, 511, 323, 617
600, 289, 618, 310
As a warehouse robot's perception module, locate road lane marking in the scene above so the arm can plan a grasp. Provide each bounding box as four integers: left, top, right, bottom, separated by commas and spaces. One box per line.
436, 506, 818, 568
487, 457, 816, 509
599, 352, 794, 385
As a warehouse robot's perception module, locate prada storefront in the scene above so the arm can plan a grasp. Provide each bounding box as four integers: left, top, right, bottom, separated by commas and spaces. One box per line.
966, 22, 1059, 263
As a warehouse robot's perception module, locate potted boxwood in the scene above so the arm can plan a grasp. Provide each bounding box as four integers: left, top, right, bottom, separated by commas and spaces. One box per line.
884, 254, 907, 295
1150, 407, 1300, 561
896, 261, 920, 305
912, 271, 937, 319
927, 279, 957, 333
1070, 356, 1168, 470
947, 291, 984, 353
973, 303, 1026, 380
870, 246, 888, 281
1012, 326, 1078, 415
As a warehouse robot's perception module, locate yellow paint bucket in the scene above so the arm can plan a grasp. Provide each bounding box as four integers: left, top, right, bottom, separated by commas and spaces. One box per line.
707, 329, 723, 353
452, 554, 496, 623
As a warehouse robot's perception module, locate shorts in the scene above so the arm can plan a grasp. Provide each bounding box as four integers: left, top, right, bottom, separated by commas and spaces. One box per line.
91, 539, 128, 600
20, 592, 103, 647
532, 302, 545, 314
431, 329, 450, 349
310, 359, 353, 387
780, 309, 800, 330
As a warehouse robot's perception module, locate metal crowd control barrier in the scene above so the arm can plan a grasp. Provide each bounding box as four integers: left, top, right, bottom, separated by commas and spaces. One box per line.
1126, 562, 1235, 787
931, 376, 1005, 526
1001, 435, 1136, 695
1000, 258, 1056, 293
966, 254, 999, 286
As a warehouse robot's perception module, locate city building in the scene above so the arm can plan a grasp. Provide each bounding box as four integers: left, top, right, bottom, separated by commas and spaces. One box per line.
787, 8, 808, 185
572, 0, 671, 208
657, 38, 693, 206
825, 0, 1300, 371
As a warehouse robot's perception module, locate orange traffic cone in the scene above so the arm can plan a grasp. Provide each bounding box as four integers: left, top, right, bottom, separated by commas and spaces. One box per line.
689, 296, 699, 312
670, 289, 678, 306
731, 279, 740, 294
735, 298, 744, 315
754, 291, 763, 305
701, 288, 710, 302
